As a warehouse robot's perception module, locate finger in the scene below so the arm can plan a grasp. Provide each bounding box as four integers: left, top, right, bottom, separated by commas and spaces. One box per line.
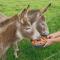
43, 43, 49, 47
44, 40, 53, 47
47, 35, 52, 39
43, 39, 51, 47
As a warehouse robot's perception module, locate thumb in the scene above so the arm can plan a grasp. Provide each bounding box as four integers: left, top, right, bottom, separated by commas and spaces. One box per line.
47, 35, 52, 39
43, 42, 49, 47
43, 39, 52, 47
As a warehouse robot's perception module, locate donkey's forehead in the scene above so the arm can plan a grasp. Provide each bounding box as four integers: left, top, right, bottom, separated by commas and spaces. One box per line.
20, 9, 42, 25
21, 9, 41, 16
28, 9, 40, 14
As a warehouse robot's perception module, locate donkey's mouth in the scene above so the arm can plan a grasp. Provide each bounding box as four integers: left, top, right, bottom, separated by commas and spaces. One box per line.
31, 36, 47, 47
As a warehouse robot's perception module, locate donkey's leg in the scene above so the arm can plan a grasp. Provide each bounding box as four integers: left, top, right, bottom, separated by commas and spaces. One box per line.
13, 41, 19, 58
0, 44, 7, 60
1, 53, 7, 60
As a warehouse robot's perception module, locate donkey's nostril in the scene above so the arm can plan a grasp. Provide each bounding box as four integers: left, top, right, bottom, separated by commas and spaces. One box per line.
32, 33, 41, 40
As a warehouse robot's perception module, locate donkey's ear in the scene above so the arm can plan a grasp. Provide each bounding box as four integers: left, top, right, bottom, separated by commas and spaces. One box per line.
41, 3, 51, 14
18, 5, 30, 25
21, 4, 30, 14
26, 4, 30, 14
20, 19, 25, 24
26, 4, 30, 10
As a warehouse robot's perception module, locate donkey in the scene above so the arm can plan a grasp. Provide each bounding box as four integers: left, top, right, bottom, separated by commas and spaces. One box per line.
18, 3, 51, 44
0, 3, 51, 60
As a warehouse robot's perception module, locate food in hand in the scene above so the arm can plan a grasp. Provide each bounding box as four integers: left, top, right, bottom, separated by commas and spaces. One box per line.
32, 36, 47, 46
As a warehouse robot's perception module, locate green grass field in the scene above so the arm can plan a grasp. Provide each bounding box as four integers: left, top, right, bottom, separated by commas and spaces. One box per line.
0, 0, 60, 60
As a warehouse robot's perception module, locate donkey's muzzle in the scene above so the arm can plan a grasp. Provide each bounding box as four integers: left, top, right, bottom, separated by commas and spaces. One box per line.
31, 36, 47, 47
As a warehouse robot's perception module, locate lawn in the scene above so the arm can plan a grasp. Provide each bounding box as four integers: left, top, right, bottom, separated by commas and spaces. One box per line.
0, 0, 60, 60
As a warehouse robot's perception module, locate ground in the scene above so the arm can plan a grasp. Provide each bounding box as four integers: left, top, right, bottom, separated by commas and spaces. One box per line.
0, 0, 60, 60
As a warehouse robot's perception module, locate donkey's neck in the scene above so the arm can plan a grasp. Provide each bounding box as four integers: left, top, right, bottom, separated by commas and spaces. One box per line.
0, 14, 18, 27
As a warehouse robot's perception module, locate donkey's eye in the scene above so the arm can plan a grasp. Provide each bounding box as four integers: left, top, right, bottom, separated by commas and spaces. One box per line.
24, 26, 31, 30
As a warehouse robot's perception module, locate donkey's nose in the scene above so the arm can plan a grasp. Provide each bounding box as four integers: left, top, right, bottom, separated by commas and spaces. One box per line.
32, 32, 41, 40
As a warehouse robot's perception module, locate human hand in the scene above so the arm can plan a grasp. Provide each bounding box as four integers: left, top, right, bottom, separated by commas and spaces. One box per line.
47, 34, 56, 39
44, 33, 58, 47
44, 38, 54, 47
32, 36, 47, 46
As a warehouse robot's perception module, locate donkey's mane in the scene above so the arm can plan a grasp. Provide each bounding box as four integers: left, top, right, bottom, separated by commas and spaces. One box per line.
0, 14, 18, 27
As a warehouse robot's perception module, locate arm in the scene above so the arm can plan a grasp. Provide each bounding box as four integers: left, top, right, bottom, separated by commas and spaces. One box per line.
48, 31, 60, 38
44, 36, 60, 47
52, 36, 60, 42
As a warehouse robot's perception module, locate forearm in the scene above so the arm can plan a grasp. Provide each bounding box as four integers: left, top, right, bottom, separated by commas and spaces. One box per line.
53, 31, 60, 38
44, 32, 60, 47
53, 37, 60, 42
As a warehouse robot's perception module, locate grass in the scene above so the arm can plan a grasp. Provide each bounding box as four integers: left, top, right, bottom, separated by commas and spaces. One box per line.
0, 0, 60, 60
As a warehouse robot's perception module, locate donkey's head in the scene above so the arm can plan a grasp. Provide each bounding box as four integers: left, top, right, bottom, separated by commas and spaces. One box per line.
18, 3, 51, 40
18, 5, 41, 40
